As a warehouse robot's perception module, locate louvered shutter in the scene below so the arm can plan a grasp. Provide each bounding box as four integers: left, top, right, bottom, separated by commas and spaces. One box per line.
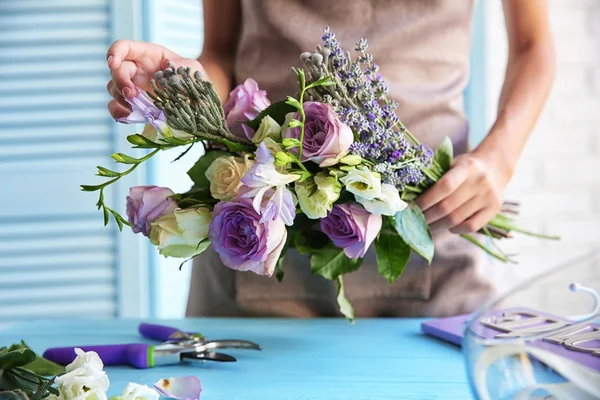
144, 0, 205, 318
0, 0, 150, 320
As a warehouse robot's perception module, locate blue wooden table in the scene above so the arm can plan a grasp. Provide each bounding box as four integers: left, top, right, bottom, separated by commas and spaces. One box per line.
0, 319, 472, 399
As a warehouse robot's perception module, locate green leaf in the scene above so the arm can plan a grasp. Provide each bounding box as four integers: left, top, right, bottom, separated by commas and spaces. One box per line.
7, 341, 64, 376
375, 231, 411, 283
310, 244, 363, 280
393, 203, 434, 264
127, 134, 162, 149
245, 101, 297, 131
434, 136, 454, 172
336, 276, 355, 322
186, 151, 230, 188
0, 349, 36, 370
80, 184, 103, 192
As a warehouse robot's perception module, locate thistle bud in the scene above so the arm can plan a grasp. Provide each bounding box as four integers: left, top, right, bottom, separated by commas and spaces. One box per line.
154, 71, 164, 80
164, 67, 174, 78
311, 53, 324, 65
300, 52, 311, 63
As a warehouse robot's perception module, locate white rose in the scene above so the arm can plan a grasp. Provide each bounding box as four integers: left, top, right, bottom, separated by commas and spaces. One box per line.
340, 167, 382, 200
295, 173, 341, 219
120, 383, 159, 400
205, 155, 254, 200
356, 183, 407, 216
56, 349, 109, 400
252, 115, 281, 144
150, 207, 212, 258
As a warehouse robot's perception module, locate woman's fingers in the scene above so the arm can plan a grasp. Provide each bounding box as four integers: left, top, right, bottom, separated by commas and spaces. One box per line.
110, 60, 139, 98
423, 180, 478, 225
106, 40, 148, 70
451, 205, 498, 234
429, 194, 487, 232
108, 99, 131, 120
106, 80, 130, 109
416, 162, 470, 211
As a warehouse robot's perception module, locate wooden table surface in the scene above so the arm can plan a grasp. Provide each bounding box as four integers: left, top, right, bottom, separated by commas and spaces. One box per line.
0, 318, 473, 400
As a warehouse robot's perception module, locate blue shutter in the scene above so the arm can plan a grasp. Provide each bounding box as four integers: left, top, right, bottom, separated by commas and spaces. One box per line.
0, 0, 150, 320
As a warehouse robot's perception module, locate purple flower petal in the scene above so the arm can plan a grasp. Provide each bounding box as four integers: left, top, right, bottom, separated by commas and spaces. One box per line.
153, 376, 202, 400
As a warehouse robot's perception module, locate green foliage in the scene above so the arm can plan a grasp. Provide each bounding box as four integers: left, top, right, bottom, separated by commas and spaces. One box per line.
336, 276, 355, 322
434, 136, 454, 173
393, 203, 434, 264
186, 151, 230, 188
0, 345, 59, 398
170, 187, 218, 209
375, 229, 411, 284
245, 101, 297, 131
5, 343, 63, 377
310, 244, 363, 280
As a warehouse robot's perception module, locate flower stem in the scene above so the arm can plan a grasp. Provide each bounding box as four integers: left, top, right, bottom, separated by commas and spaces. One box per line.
460, 233, 511, 263
297, 89, 307, 162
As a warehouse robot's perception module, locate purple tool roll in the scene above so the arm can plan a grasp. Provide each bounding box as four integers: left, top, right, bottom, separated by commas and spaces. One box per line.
43, 343, 151, 369
421, 307, 600, 373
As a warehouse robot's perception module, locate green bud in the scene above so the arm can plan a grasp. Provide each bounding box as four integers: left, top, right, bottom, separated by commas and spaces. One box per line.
282, 138, 302, 149
275, 151, 293, 166
339, 165, 355, 172
288, 119, 303, 128
340, 154, 363, 166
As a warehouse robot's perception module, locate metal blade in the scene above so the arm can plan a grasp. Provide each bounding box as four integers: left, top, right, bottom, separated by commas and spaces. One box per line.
195, 340, 261, 351
181, 351, 237, 363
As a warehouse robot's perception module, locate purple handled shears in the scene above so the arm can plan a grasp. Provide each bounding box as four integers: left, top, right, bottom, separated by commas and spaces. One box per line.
43, 323, 261, 369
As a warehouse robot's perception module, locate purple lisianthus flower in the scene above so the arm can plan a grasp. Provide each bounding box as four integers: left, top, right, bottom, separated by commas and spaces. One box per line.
240, 143, 298, 226
320, 203, 382, 259
154, 376, 202, 400
209, 198, 287, 277
285, 102, 353, 167
126, 185, 176, 236
223, 78, 270, 140
117, 88, 167, 131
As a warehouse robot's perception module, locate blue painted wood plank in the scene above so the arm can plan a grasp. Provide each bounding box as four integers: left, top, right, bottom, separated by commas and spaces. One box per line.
0, 319, 471, 399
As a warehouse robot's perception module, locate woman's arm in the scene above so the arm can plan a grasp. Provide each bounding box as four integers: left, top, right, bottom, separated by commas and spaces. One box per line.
416, 0, 555, 234
199, 0, 241, 101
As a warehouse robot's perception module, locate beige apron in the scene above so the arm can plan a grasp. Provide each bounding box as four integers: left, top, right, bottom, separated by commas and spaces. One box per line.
186, 0, 495, 318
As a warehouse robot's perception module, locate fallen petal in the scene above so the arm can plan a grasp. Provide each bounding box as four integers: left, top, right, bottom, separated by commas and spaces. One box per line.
153, 377, 201, 400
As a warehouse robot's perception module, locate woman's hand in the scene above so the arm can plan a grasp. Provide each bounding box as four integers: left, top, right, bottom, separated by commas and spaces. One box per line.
416, 151, 512, 234
105, 40, 206, 120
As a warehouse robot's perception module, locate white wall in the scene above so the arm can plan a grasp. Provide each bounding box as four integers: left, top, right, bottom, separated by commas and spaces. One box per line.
485, 1, 600, 313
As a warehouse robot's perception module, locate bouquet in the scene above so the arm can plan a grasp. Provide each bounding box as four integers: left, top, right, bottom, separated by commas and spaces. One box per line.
83, 28, 558, 319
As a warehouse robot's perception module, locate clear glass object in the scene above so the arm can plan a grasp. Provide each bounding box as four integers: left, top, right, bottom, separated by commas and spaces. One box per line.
463, 252, 600, 400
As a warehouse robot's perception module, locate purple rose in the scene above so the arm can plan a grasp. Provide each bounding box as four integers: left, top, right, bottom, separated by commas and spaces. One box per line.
209, 198, 287, 277
126, 186, 176, 236
320, 203, 382, 259
223, 78, 270, 141
285, 102, 353, 167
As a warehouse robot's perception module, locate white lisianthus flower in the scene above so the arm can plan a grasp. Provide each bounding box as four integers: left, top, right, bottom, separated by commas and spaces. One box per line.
356, 183, 407, 216
55, 349, 109, 400
340, 167, 382, 200
119, 383, 159, 400
205, 155, 254, 200
295, 173, 341, 219
141, 125, 193, 143
150, 207, 212, 258
252, 115, 282, 144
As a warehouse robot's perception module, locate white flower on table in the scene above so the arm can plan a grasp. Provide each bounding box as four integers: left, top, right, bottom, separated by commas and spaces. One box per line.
53, 348, 110, 400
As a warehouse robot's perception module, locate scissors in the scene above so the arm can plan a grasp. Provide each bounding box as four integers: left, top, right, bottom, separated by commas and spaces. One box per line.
43, 323, 261, 369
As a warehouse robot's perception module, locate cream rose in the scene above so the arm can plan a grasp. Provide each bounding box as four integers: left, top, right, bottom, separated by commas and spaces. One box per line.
252, 115, 282, 144
205, 155, 254, 200
55, 349, 109, 400
150, 207, 212, 258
